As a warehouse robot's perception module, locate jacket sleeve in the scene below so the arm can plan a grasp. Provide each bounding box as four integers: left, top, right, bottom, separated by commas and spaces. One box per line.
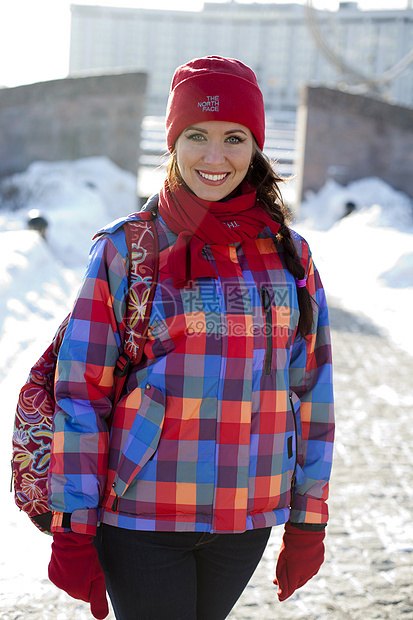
288, 235, 334, 526
48, 234, 129, 535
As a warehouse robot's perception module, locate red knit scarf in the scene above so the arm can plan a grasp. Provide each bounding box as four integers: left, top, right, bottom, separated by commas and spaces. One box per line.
158, 181, 281, 288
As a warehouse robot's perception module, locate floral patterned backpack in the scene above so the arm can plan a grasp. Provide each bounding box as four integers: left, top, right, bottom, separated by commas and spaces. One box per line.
11, 209, 159, 534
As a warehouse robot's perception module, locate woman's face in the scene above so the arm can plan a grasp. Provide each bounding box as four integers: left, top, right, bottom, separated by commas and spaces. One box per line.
175, 120, 255, 201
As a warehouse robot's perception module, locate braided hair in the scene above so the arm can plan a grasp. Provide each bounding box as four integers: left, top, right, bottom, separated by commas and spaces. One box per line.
245, 149, 314, 338
166, 147, 315, 339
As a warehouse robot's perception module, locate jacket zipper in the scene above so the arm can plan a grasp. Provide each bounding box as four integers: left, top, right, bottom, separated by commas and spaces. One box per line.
112, 495, 119, 511
260, 286, 273, 375
289, 393, 298, 493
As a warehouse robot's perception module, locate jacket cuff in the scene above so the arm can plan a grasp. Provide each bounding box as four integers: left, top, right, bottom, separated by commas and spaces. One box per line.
290, 521, 327, 531
290, 495, 329, 525
51, 509, 98, 535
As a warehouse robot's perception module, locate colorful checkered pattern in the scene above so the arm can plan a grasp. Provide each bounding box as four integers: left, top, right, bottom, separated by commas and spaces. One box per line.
48, 212, 334, 535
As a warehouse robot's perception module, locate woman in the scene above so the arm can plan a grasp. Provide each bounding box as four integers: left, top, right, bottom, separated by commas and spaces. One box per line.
47, 56, 334, 620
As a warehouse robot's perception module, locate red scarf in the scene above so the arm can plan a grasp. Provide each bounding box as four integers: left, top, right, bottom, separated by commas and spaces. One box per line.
158, 181, 280, 288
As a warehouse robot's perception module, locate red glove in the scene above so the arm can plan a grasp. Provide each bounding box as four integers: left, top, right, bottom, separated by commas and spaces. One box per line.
273, 521, 325, 601
48, 531, 109, 619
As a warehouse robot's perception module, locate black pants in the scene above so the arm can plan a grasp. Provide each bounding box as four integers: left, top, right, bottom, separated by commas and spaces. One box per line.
95, 524, 272, 620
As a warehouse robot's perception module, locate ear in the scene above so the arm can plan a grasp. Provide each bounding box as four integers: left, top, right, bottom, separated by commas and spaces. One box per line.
251, 140, 260, 164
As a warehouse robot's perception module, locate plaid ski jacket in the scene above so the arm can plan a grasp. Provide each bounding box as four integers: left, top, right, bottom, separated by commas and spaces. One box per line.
48, 203, 334, 536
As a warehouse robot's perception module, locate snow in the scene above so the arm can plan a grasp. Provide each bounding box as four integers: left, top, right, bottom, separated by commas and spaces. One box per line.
1, 157, 412, 615
0, 157, 138, 615
296, 177, 413, 356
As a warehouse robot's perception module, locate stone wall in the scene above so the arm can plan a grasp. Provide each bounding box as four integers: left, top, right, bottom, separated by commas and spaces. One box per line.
0, 72, 147, 178
296, 86, 413, 201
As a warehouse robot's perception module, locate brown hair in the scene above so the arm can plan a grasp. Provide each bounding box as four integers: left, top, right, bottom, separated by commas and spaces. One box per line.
166, 148, 315, 339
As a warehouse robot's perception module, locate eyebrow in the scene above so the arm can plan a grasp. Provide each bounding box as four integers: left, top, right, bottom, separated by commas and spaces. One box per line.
184, 126, 248, 136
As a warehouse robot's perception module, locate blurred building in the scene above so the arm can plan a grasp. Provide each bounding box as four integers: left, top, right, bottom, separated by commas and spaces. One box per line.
0, 73, 147, 178
69, 1, 413, 114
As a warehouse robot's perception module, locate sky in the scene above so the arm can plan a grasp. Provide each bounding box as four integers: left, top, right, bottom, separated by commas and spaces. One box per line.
0, 0, 410, 89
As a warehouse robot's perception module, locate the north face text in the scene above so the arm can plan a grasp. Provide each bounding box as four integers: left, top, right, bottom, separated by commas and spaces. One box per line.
197, 95, 220, 112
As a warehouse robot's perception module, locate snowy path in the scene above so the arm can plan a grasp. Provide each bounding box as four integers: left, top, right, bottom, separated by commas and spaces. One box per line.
229, 297, 413, 619
2, 295, 413, 619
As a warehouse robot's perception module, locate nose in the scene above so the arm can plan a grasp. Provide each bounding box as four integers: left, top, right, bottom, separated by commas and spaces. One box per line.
203, 140, 226, 165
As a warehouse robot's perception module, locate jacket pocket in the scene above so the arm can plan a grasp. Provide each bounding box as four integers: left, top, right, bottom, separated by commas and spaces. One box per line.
260, 286, 273, 375
289, 391, 307, 490
111, 383, 165, 499
289, 392, 298, 492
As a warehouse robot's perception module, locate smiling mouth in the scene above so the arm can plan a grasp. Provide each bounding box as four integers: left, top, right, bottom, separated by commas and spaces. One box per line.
197, 170, 230, 182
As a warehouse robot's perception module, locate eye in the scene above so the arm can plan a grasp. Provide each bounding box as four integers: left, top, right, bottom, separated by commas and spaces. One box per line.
186, 133, 206, 142
225, 135, 246, 144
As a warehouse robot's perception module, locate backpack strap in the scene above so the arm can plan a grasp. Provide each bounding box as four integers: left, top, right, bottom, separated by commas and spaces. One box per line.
138, 193, 159, 217
113, 211, 159, 403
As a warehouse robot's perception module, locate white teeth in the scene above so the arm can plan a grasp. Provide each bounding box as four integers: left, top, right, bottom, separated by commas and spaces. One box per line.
198, 171, 227, 181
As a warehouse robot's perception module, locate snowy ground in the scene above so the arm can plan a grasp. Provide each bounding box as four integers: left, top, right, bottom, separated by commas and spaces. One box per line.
1, 157, 412, 618
0, 158, 138, 617
296, 176, 413, 358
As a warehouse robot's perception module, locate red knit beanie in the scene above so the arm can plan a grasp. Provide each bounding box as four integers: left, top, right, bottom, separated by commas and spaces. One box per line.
165, 56, 265, 152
